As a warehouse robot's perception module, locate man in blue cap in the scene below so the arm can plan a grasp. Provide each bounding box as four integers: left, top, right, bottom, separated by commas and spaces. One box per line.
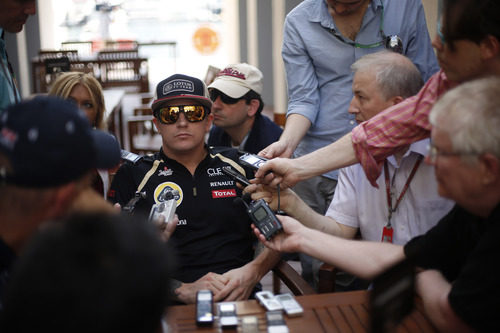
109, 73, 280, 304
0, 95, 121, 303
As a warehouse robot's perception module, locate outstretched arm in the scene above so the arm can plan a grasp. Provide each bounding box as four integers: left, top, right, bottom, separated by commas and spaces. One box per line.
255, 133, 358, 188
254, 215, 404, 280
246, 183, 357, 238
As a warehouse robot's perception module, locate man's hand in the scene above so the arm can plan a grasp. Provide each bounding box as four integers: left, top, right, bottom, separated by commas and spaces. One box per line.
214, 265, 261, 302
153, 214, 179, 242
259, 140, 294, 159
252, 215, 305, 253
254, 157, 303, 188
244, 183, 296, 212
174, 272, 229, 304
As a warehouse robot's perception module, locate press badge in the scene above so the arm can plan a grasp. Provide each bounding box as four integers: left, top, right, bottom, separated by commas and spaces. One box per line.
381, 225, 393, 243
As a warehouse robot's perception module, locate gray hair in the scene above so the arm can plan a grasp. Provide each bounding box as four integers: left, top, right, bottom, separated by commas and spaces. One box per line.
429, 77, 500, 159
351, 51, 424, 100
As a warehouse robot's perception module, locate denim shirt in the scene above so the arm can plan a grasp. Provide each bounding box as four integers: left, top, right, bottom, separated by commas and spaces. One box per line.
0, 29, 20, 114
283, 0, 439, 180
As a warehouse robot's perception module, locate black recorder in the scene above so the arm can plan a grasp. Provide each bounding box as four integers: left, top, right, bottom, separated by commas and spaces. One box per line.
221, 166, 250, 186
247, 199, 283, 240
239, 153, 268, 170
222, 166, 282, 240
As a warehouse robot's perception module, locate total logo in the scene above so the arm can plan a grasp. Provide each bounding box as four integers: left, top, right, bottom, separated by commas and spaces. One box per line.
153, 181, 183, 206
212, 189, 236, 198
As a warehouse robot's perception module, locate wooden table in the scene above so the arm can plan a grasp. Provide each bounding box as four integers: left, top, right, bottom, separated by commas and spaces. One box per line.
166, 291, 438, 333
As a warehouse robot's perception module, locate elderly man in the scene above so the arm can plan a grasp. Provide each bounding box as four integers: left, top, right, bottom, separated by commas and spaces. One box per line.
255, 77, 500, 332
0, 96, 121, 302
249, 51, 454, 289
0, 0, 36, 111
207, 63, 282, 154
108, 74, 279, 304
251, 51, 453, 244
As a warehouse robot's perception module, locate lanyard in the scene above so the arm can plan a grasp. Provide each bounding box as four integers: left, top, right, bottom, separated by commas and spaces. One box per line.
384, 155, 423, 226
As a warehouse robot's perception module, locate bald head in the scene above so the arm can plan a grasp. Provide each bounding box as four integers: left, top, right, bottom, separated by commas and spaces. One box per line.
351, 51, 424, 100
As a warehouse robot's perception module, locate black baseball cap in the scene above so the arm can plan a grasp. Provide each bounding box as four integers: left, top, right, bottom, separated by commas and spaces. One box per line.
151, 74, 212, 113
0, 96, 121, 188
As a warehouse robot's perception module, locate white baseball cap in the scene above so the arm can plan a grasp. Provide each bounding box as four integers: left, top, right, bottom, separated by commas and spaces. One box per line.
208, 63, 263, 98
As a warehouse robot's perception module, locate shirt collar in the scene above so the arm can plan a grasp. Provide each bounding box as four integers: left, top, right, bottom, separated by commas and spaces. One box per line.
311, 0, 384, 29
386, 139, 429, 167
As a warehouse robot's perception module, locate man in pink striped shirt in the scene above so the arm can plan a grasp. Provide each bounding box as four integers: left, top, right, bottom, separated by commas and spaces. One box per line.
257, 0, 500, 188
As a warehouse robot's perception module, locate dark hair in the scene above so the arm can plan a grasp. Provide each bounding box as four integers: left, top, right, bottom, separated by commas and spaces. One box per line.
0, 213, 172, 333
242, 90, 264, 114
443, 0, 500, 48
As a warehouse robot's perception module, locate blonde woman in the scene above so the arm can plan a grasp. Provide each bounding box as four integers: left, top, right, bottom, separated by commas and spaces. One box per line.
49, 72, 106, 130
49, 72, 114, 198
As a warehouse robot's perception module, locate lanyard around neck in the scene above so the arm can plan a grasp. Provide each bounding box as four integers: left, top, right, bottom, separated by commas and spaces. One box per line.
384, 155, 423, 225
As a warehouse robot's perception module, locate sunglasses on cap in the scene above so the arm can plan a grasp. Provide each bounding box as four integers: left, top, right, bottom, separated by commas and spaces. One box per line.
155, 105, 207, 124
209, 89, 243, 105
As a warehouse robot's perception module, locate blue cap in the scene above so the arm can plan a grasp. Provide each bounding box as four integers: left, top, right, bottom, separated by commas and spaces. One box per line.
0, 96, 121, 188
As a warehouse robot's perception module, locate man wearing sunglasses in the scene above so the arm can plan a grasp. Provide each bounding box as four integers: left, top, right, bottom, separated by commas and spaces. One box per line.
108, 74, 280, 304
207, 63, 282, 154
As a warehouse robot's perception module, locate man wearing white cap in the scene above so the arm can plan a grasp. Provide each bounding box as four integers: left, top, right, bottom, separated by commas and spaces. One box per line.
207, 63, 282, 154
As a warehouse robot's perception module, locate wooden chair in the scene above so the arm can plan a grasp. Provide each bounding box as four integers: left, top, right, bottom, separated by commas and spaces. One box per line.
271, 259, 315, 296
318, 263, 338, 293
127, 106, 161, 154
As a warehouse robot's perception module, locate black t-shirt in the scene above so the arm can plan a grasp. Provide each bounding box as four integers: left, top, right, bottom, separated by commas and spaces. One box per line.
404, 204, 500, 332
108, 147, 255, 283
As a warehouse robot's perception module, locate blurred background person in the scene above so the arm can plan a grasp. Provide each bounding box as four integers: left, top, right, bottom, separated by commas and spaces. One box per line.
49, 72, 106, 130
49, 72, 112, 198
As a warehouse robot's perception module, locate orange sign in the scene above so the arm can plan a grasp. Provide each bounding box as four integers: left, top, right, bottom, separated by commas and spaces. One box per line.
193, 26, 219, 55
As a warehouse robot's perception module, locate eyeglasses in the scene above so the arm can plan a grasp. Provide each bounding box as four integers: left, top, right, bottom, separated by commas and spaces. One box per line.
329, 3, 403, 53
427, 143, 479, 164
209, 89, 242, 105
155, 105, 207, 124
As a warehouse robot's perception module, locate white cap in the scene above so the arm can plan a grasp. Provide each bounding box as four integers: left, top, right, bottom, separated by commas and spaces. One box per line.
208, 63, 263, 98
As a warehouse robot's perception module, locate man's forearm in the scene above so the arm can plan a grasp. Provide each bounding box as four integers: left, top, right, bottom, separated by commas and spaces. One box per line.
293, 133, 359, 182
279, 114, 311, 153
250, 245, 281, 281
286, 192, 354, 238
416, 270, 475, 332
299, 227, 404, 280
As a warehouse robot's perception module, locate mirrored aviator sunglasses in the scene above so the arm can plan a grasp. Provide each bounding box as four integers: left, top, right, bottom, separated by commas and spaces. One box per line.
157, 105, 206, 124
209, 89, 241, 104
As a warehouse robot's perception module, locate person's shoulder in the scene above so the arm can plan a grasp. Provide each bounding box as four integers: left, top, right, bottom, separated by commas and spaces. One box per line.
209, 146, 239, 159
116, 152, 161, 173
287, 0, 317, 19
207, 125, 227, 146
